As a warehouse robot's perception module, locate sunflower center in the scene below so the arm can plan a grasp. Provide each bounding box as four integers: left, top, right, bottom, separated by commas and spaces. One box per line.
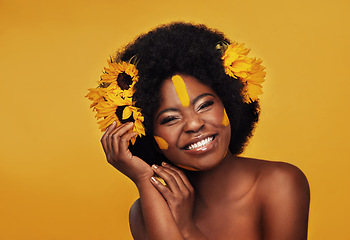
117, 72, 133, 90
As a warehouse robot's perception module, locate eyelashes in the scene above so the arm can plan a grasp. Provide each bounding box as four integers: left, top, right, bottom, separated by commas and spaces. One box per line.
160, 116, 180, 125
197, 100, 214, 111
159, 100, 215, 125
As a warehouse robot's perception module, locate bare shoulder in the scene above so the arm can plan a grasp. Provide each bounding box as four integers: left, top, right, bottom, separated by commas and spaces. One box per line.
250, 159, 310, 239
256, 160, 310, 200
235, 157, 310, 197
129, 198, 146, 240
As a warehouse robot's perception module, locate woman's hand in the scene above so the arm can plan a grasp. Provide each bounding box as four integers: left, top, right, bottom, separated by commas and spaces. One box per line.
100, 121, 153, 185
150, 162, 199, 238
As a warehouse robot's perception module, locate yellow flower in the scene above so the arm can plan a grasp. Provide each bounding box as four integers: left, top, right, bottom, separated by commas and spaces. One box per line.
124, 106, 146, 144
100, 61, 139, 86
105, 81, 135, 99
86, 59, 145, 143
221, 42, 266, 103
98, 114, 120, 132
86, 87, 107, 108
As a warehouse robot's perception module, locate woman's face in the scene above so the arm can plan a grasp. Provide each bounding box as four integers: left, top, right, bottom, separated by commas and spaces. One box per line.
153, 74, 231, 171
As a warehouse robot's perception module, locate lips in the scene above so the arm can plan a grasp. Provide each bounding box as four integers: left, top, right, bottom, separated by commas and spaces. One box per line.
182, 134, 217, 150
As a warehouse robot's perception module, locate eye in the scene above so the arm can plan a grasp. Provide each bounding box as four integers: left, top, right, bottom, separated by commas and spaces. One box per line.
159, 115, 180, 125
197, 100, 214, 111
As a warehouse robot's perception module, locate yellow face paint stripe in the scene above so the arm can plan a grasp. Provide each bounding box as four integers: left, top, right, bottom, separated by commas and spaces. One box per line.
154, 136, 169, 150
171, 75, 190, 107
222, 109, 230, 127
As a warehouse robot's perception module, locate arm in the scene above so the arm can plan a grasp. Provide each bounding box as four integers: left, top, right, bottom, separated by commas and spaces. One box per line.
133, 180, 184, 240
129, 183, 185, 240
259, 162, 310, 240
150, 163, 209, 240
101, 122, 184, 240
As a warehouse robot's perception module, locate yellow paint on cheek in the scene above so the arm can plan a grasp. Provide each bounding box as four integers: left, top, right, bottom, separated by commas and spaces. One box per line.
176, 164, 199, 171
171, 75, 190, 107
222, 109, 230, 127
154, 136, 169, 150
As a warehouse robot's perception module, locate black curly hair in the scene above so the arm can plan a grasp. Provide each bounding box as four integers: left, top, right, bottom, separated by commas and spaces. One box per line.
115, 22, 260, 166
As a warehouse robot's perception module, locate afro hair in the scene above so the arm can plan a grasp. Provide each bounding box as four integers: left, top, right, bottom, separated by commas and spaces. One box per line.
113, 22, 260, 166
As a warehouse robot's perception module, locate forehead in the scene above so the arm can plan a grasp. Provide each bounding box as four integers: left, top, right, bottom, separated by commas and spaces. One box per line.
159, 74, 216, 106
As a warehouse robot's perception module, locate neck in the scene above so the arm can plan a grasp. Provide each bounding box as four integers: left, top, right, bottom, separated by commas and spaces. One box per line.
186, 151, 239, 206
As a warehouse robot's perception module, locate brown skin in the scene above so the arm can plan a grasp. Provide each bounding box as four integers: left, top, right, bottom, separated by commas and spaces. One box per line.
101, 74, 310, 240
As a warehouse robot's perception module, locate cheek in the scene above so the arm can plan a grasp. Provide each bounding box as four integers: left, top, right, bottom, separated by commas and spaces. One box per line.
154, 130, 183, 164
154, 126, 181, 151
154, 136, 169, 150
204, 107, 230, 128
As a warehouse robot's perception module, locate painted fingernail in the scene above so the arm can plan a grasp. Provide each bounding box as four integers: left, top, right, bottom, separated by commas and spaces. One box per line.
152, 164, 158, 170
150, 177, 157, 183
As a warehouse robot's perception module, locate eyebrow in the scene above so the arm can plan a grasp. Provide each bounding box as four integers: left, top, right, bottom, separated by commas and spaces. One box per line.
156, 93, 216, 120
192, 93, 215, 105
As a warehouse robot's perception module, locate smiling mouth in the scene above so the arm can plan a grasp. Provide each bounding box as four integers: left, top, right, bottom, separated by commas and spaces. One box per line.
183, 135, 216, 150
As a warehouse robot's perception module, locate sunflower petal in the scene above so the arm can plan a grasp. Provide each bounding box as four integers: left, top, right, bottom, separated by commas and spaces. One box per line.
221, 43, 265, 103
122, 106, 133, 120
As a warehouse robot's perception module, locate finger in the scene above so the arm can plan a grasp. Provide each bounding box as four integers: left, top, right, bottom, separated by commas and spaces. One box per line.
118, 128, 137, 150
152, 165, 181, 194
101, 121, 117, 154
150, 176, 174, 201
162, 167, 189, 193
162, 162, 194, 192
117, 130, 137, 159
107, 122, 134, 154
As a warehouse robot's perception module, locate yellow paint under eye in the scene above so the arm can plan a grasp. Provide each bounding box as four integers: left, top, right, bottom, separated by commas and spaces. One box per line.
176, 164, 199, 171
154, 136, 169, 150
171, 75, 190, 107
222, 109, 230, 127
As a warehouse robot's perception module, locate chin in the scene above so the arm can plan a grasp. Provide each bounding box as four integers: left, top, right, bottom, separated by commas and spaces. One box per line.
175, 151, 227, 172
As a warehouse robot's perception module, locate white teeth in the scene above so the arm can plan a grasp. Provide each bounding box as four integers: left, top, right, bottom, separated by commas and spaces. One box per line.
187, 136, 214, 150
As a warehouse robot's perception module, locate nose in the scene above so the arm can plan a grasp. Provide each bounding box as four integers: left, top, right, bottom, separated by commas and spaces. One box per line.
183, 113, 205, 133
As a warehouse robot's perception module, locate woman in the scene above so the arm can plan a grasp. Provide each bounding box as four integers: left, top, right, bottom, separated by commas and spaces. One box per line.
87, 22, 310, 240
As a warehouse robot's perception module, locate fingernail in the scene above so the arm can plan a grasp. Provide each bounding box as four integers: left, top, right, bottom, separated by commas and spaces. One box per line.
112, 121, 116, 125
150, 177, 157, 183
152, 164, 158, 170
162, 162, 167, 166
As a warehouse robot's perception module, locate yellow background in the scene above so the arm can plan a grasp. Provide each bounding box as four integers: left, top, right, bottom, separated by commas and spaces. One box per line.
1, 0, 349, 239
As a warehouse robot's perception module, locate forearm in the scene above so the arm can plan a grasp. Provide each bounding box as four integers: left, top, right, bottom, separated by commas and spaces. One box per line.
136, 180, 184, 240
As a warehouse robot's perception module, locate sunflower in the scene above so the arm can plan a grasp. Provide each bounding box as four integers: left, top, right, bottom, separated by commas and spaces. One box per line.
100, 60, 139, 85
221, 42, 266, 103
86, 59, 145, 144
